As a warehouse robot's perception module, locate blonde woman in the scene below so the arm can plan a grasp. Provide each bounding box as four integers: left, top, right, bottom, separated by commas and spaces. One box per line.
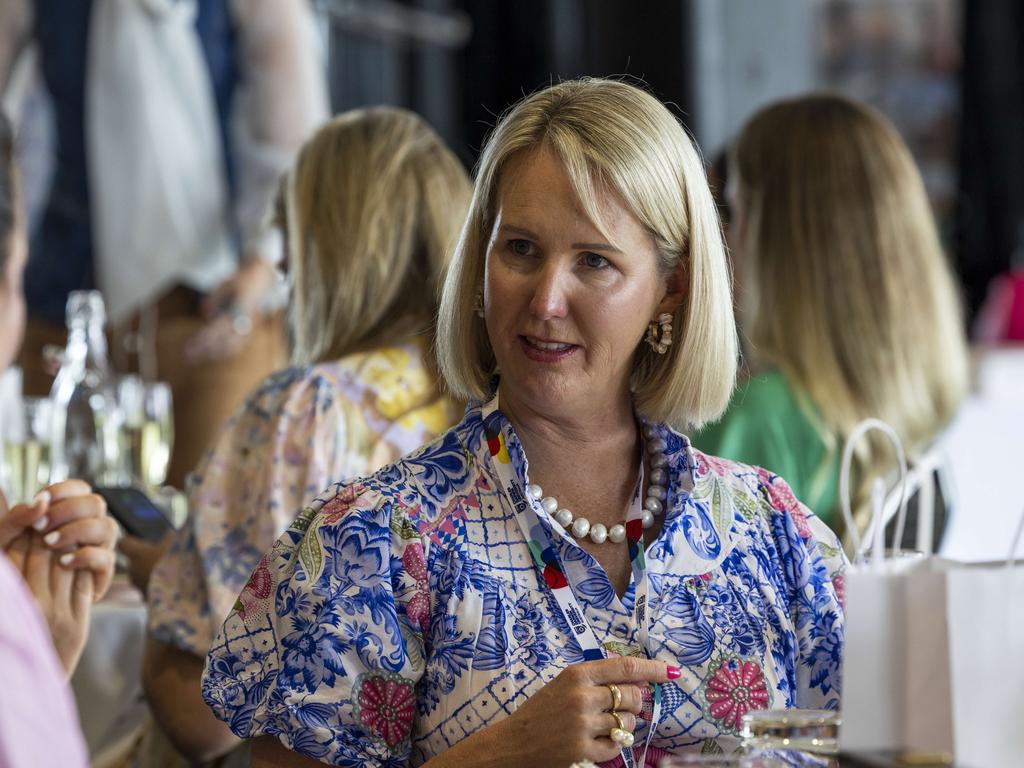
141, 107, 470, 765
694, 94, 968, 535
203, 79, 845, 767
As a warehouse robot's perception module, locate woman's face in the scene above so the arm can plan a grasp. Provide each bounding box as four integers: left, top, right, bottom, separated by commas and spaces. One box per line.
483, 147, 677, 417
0, 191, 27, 371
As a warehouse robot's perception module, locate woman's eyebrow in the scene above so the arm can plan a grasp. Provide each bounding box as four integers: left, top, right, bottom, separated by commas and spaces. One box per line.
571, 241, 620, 253
500, 224, 620, 253
500, 224, 540, 239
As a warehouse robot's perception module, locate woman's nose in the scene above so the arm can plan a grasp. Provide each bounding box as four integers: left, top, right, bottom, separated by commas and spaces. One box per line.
528, 264, 570, 320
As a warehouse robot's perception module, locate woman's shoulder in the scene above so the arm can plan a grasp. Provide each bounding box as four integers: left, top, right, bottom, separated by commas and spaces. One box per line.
239, 362, 354, 417
690, 445, 798, 514
682, 442, 845, 569
659, 423, 843, 561
196, 363, 357, 463
278, 409, 483, 544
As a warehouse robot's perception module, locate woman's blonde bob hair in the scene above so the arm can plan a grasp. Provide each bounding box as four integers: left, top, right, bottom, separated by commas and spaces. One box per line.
286, 107, 471, 366
733, 94, 968, 530
437, 78, 738, 430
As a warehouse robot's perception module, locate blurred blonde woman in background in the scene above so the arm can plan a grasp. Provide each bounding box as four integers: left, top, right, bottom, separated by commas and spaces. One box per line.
695, 94, 969, 539
139, 107, 471, 766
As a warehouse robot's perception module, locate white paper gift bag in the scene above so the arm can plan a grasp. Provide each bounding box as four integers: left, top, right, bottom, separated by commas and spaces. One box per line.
839, 419, 1024, 767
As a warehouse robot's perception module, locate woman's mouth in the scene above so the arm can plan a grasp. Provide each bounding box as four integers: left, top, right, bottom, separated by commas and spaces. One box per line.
519, 335, 577, 362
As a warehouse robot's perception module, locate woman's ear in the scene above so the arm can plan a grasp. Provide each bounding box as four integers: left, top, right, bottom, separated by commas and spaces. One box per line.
656, 256, 687, 316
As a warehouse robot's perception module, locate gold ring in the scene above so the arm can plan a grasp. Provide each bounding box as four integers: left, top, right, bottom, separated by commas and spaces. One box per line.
608, 711, 635, 748
605, 683, 622, 711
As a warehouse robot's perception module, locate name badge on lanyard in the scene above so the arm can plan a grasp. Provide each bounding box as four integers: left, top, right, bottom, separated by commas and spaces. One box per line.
481, 395, 664, 768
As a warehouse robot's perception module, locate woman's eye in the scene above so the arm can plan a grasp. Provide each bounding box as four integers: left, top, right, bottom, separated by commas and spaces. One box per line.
508, 239, 533, 257
582, 252, 609, 269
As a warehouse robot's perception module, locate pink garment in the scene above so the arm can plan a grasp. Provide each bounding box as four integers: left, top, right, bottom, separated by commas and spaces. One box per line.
975, 271, 1024, 342
0, 554, 89, 768
599, 746, 670, 767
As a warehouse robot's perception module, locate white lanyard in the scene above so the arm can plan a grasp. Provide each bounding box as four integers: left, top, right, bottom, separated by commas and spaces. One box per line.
480, 396, 663, 768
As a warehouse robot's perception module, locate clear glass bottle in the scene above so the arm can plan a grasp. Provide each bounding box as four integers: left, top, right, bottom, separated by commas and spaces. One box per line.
49, 291, 120, 483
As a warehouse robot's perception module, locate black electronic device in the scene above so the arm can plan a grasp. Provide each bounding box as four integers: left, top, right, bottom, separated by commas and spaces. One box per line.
96, 485, 173, 543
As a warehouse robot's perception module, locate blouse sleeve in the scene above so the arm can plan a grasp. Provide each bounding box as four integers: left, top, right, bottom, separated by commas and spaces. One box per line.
694, 392, 806, 505
148, 369, 366, 656
228, 0, 329, 261
759, 471, 846, 710
202, 483, 430, 767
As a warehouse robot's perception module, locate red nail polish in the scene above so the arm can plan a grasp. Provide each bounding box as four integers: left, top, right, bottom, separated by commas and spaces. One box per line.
666, 665, 681, 679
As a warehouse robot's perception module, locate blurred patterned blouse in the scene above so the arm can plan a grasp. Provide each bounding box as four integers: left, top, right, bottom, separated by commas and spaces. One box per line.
148, 340, 460, 656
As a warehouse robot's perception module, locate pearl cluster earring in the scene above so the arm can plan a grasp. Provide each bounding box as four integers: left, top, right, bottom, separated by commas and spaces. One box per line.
645, 312, 673, 354
526, 427, 670, 545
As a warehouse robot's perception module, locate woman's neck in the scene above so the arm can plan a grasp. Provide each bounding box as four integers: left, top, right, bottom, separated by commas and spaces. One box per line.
497, 385, 640, 498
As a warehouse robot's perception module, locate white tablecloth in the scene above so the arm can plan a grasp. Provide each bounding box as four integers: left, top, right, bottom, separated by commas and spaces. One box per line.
70, 578, 149, 767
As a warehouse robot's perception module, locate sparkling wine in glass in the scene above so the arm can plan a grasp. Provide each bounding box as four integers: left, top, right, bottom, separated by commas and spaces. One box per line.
119, 377, 173, 489
141, 382, 173, 488
1, 397, 54, 503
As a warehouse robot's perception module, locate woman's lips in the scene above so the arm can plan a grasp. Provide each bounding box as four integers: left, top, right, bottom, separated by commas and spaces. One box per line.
519, 335, 578, 362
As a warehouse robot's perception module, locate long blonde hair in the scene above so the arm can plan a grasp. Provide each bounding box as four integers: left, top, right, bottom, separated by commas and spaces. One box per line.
286, 107, 471, 366
437, 78, 737, 430
733, 94, 968, 531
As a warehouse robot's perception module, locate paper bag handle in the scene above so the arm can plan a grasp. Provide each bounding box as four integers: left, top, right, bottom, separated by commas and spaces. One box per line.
1009, 508, 1024, 569
839, 418, 909, 566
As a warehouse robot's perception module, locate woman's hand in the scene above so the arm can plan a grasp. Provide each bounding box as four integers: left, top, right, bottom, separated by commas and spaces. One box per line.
1, 480, 118, 675
3, 480, 118, 600
428, 656, 679, 768
185, 257, 278, 364
0, 487, 50, 547
6, 530, 96, 674
118, 533, 171, 595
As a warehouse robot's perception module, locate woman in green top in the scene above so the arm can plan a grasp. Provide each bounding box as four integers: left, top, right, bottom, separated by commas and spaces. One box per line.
694, 94, 969, 535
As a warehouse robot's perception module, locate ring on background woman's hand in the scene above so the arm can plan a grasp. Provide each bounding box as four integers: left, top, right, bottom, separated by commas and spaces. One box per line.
228, 304, 253, 336
608, 711, 634, 748
605, 683, 622, 711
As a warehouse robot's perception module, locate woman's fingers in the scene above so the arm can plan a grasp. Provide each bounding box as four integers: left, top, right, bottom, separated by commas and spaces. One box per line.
52, 544, 77, 605
612, 683, 644, 714
25, 532, 53, 595
41, 515, 118, 553
5, 529, 32, 571
34, 491, 108, 534
584, 682, 644, 714
45, 479, 95, 503
599, 710, 637, 735
58, 545, 116, 601
0, 490, 51, 548
581, 655, 680, 686
71, 569, 96, 620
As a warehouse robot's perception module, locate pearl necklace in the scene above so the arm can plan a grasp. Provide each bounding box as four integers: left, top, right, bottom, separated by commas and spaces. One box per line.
525, 428, 669, 546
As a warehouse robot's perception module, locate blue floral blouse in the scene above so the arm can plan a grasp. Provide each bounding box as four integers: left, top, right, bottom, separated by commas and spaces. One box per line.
202, 399, 847, 766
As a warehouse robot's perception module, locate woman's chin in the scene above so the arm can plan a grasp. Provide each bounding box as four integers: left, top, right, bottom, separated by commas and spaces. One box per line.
501, 371, 594, 415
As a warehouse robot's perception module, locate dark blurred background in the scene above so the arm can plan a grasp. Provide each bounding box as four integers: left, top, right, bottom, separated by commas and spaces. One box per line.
321, 0, 1024, 327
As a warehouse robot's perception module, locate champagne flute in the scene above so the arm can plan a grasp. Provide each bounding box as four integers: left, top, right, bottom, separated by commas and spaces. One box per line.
117, 377, 173, 490
116, 375, 145, 486
1, 397, 54, 503
140, 382, 173, 489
